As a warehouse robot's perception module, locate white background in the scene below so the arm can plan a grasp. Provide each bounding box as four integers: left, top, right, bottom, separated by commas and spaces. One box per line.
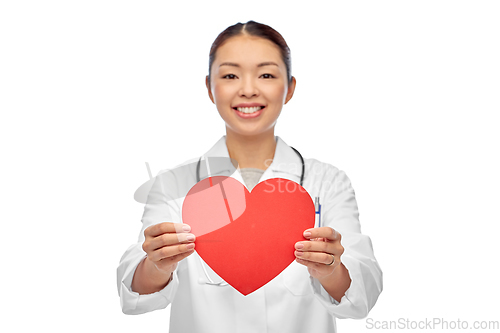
1, 1, 499, 332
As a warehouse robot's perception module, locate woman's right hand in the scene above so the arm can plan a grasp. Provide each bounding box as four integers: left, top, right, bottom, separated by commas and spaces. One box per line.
142, 222, 196, 274
132, 222, 196, 294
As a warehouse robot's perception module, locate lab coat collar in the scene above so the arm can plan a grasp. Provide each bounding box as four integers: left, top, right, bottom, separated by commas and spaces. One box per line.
203, 135, 303, 185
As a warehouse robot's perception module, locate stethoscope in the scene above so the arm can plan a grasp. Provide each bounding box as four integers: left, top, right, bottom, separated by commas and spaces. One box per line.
195, 147, 305, 186
195, 147, 305, 286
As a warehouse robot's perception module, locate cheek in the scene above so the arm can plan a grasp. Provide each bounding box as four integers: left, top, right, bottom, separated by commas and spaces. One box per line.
267, 83, 287, 102
213, 85, 223, 100
213, 84, 232, 104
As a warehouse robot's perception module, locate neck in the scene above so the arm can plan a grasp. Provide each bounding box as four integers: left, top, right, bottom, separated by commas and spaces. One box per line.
225, 129, 276, 170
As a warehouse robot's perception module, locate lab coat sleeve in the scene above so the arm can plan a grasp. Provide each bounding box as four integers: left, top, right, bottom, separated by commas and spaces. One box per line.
310, 165, 383, 319
117, 170, 183, 315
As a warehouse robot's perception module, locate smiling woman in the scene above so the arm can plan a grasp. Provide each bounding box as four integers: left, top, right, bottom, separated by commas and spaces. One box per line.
117, 20, 383, 333
206, 34, 295, 149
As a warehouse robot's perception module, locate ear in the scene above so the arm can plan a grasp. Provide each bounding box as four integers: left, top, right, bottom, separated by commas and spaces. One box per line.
206, 75, 215, 104
284, 76, 296, 105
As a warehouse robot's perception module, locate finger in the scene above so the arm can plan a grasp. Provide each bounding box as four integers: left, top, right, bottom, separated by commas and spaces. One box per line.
297, 239, 344, 255
303, 227, 340, 242
295, 257, 334, 274
295, 239, 332, 254
148, 232, 196, 251
155, 248, 196, 270
148, 242, 195, 262
146, 222, 191, 238
295, 250, 335, 266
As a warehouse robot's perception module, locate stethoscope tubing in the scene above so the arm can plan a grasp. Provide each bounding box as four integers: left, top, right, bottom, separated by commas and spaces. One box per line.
195, 147, 304, 186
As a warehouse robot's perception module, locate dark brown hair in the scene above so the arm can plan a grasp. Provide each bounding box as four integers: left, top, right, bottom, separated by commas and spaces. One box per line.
208, 20, 292, 85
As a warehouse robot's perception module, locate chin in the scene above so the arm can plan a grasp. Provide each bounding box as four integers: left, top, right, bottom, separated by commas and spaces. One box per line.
226, 125, 275, 138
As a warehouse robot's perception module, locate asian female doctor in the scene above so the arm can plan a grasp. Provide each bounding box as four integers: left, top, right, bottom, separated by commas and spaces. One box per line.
117, 21, 383, 332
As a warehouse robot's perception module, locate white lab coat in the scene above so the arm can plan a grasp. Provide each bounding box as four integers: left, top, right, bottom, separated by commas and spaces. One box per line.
117, 136, 383, 333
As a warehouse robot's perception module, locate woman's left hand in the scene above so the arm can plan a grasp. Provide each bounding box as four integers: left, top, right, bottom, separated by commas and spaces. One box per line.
294, 227, 344, 281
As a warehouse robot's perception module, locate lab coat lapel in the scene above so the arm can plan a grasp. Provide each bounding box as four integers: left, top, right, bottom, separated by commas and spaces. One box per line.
201, 135, 303, 187
202, 136, 246, 186
259, 136, 303, 185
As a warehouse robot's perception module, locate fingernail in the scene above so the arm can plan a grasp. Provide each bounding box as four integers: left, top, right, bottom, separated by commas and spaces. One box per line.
186, 234, 195, 242
295, 251, 303, 257
303, 231, 311, 238
182, 224, 191, 233
295, 243, 304, 250
186, 243, 195, 250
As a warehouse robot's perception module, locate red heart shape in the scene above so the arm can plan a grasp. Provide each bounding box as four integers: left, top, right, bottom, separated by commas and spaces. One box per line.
182, 177, 315, 295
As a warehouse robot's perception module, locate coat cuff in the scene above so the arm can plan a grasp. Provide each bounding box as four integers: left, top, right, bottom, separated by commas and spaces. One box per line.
310, 253, 382, 319
118, 250, 179, 315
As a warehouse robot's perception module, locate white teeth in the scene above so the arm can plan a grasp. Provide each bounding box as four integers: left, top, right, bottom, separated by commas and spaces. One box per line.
236, 106, 263, 113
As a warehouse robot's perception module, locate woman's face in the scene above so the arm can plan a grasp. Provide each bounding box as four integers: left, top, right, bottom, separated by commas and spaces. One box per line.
206, 34, 296, 138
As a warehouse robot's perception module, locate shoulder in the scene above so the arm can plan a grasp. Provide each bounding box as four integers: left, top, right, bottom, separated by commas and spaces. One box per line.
150, 157, 199, 199
303, 157, 355, 195
304, 157, 345, 180
156, 157, 199, 176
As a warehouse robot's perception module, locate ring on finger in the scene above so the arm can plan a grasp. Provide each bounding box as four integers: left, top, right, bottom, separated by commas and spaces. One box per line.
327, 254, 335, 266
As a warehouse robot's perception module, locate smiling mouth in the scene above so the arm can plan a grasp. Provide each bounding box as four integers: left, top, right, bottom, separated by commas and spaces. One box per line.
233, 106, 265, 114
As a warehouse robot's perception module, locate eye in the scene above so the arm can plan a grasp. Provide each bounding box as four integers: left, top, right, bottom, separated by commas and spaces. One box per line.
260, 73, 275, 79
222, 74, 237, 79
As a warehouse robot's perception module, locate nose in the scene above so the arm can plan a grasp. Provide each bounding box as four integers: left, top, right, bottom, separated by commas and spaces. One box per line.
238, 77, 259, 98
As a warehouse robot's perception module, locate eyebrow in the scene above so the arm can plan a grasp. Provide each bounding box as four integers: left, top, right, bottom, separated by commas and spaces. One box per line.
219, 61, 279, 68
